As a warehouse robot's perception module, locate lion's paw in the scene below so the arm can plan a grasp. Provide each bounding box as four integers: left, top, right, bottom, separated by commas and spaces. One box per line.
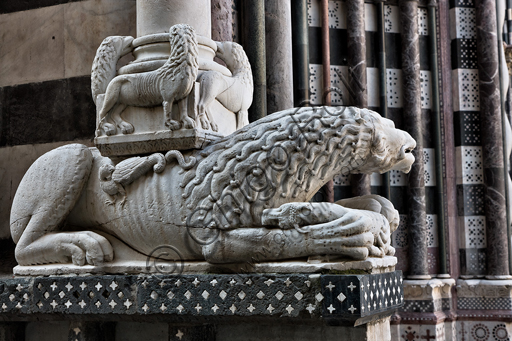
182, 117, 196, 130
58, 231, 114, 266
198, 113, 211, 130
119, 121, 134, 134
103, 123, 117, 136
166, 120, 182, 131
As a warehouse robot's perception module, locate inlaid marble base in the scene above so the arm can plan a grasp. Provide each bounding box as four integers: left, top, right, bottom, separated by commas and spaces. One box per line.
1, 272, 403, 329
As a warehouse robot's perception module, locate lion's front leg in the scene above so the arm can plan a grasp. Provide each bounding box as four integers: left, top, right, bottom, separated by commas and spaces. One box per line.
261, 202, 395, 259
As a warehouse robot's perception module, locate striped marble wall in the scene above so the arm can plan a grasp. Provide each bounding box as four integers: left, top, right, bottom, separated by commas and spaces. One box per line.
306, 0, 440, 276
0, 0, 136, 241
449, 0, 488, 277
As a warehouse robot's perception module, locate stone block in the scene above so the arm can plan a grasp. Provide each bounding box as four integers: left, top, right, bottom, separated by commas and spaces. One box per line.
0, 6, 65, 87
64, 0, 136, 79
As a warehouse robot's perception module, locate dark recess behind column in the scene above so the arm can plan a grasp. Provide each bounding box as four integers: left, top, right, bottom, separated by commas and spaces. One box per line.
0, 76, 95, 147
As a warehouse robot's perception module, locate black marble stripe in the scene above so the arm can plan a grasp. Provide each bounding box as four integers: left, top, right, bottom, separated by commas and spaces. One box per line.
366, 31, 377, 68
308, 27, 349, 66
453, 111, 482, 146
425, 186, 437, 214
456, 184, 486, 216
387, 107, 404, 130
0, 0, 84, 14
419, 35, 431, 71
385, 33, 402, 69
449, 0, 475, 8
390, 186, 408, 213
422, 109, 434, 148
333, 185, 352, 202
459, 248, 487, 275
0, 76, 95, 147
451, 38, 478, 69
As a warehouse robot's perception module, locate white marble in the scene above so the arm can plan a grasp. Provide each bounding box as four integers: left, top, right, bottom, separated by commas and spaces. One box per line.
10, 107, 416, 269
0, 140, 93, 239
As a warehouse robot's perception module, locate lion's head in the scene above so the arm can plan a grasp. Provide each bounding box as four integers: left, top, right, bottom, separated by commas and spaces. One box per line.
350, 108, 416, 174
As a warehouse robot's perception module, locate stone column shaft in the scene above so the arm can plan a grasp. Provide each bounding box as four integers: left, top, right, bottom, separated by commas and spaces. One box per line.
137, 0, 211, 37
265, 0, 294, 113
475, 0, 510, 278
347, 0, 371, 196
400, 0, 429, 279
243, 0, 267, 122
211, 0, 233, 42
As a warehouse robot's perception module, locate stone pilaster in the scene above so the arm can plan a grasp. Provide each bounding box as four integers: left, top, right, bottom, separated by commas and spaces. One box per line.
399, 0, 429, 279
475, 0, 510, 279
265, 0, 294, 113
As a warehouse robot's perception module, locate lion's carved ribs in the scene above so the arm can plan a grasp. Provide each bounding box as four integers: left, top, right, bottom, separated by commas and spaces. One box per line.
10, 107, 416, 267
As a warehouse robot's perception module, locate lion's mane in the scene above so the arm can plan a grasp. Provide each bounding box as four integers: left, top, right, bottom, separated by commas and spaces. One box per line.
157, 24, 199, 85
180, 107, 387, 227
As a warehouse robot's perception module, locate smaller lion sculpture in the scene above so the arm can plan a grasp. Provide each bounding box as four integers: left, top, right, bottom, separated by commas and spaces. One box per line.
197, 41, 253, 131
96, 24, 199, 137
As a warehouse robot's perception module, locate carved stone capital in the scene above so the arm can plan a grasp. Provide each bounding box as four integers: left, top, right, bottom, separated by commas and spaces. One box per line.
403, 278, 455, 301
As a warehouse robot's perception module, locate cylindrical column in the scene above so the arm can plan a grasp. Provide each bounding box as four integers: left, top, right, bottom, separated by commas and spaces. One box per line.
265, 0, 294, 113
400, 0, 430, 279
243, 0, 267, 122
211, 0, 233, 42
376, 0, 391, 200
475, 0, 511, 279
291, 0, 310, 107
347, 0, 371, 197
321, 0, 334, 203
137, 0, 212, 38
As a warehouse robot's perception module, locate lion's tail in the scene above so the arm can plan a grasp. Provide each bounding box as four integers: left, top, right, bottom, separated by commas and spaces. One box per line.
91, 36, 134, 105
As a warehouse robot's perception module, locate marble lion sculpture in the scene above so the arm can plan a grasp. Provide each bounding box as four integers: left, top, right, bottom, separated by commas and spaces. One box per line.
197, 41, 253, 131
10, 106, 415, 266
95, 24, 199, 137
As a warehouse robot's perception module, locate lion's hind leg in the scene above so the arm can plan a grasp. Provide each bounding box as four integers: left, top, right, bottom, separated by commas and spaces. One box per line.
10, 144, 114, 266
97, 76, 128, 136
110, 103, 133, 134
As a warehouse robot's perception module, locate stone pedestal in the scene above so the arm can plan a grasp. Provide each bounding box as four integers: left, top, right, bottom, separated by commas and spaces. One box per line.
1, 271, 403, 341
94, 83, 229, 156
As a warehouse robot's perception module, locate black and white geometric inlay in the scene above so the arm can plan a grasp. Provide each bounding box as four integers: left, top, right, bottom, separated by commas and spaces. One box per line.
0, 273, 403, 322
321, 272, 403, 318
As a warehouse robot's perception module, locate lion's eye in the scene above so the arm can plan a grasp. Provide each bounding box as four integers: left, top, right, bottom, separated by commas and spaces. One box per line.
300, 207, 311, 216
